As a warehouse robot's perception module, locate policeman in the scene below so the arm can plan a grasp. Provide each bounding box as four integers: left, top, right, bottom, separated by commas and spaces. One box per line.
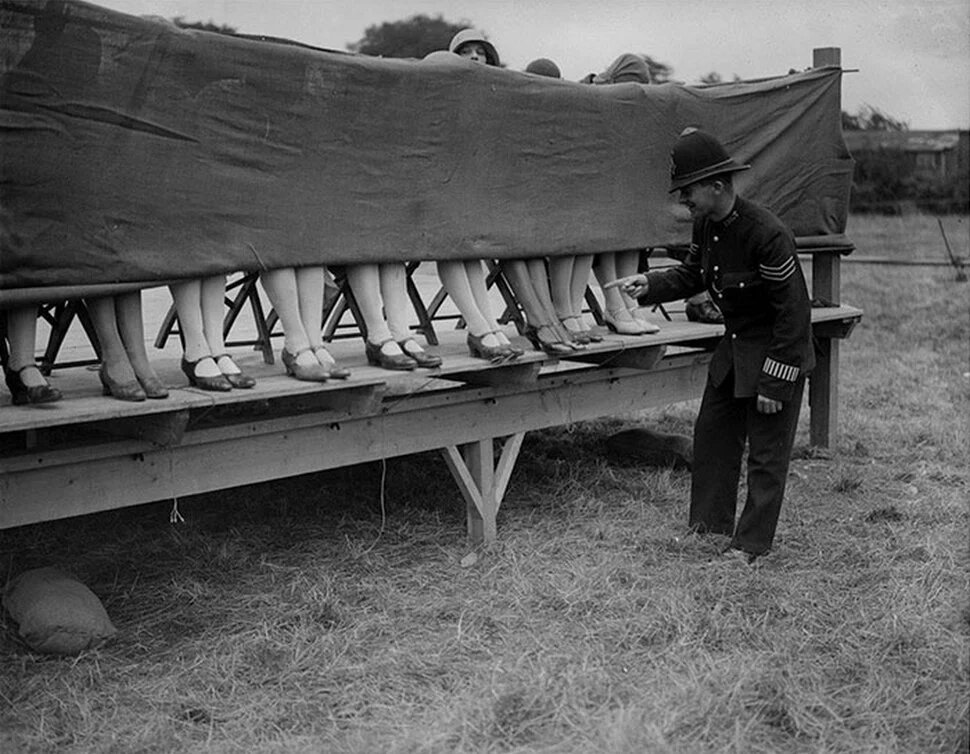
607, 127, 815, 563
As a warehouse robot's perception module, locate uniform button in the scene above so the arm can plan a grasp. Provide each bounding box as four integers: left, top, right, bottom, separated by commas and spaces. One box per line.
713, 235, 719, 242
713, 265, 719, 271
739, 282, 745, 288
731, 333, 737, 339
716, 292, 722, 298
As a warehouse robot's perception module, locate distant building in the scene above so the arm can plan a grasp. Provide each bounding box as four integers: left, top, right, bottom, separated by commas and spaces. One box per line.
843, 129, 969, 213
843, 130, 969, 183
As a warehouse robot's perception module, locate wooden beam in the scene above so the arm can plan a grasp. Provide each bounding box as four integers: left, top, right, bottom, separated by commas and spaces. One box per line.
564, 344, 667, 371
0, 353, 710, 530
93, 409, 189, 447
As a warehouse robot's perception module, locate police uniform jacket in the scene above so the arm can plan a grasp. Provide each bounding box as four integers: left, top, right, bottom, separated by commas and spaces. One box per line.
639, 196, 815, 401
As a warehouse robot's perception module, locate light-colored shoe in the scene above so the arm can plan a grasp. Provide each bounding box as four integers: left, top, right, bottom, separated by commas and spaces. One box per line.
628, 307, 661, 333
603, 309, 647, 335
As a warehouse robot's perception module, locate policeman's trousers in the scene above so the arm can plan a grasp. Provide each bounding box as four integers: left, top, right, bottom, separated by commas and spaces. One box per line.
689, 372, 806, 555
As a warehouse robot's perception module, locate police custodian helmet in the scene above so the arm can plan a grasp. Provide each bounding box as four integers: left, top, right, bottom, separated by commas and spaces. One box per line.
668, 127, 750, 193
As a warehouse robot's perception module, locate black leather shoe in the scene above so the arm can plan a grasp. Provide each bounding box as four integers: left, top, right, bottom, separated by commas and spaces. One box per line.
365, 339, 417, 370
100, 364, 147, 401
398, 339, 442, 369
4, 365, 62, 405
312, 346, 351, 379
685, 299, 724, 324
280, 348, 329, 382
213, 354, 256, 389
181, 357, 233, 391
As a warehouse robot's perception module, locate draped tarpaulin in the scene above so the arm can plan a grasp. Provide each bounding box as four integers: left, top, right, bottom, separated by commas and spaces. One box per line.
0, 0, 853, 305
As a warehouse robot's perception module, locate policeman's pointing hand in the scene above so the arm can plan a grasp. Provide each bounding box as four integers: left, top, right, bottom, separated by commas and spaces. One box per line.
603, 274, 649, 299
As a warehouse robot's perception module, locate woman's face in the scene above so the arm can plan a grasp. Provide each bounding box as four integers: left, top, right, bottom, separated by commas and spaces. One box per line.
457, 43, 489, 65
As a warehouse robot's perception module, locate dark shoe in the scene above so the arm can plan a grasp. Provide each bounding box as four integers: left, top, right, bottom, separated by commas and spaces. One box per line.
4, 365, 62, 406
524, 325, 575, 356
280, 348, 329, 382
213, 354, 256, 389
100, 364, 147, 401
685, 299, 724, 324
365, 339, 416, 370
398, 339, 442, 369
138, 374, 169, 399
467, 332, 513, 364
719, 547, 759, 566
312, 346, 351, 379
180, 357, 232, 392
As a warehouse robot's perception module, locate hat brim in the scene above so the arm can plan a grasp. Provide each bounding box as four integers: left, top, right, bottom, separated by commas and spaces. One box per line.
668, 161, 750, 193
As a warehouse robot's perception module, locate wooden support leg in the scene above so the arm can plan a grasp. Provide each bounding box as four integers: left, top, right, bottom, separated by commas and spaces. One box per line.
809, 338, 839, 448
441, 432, 526, 544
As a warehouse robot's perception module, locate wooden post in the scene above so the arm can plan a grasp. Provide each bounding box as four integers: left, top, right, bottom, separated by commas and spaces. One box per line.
441, 432, 526, 544
806, 47, 843, 448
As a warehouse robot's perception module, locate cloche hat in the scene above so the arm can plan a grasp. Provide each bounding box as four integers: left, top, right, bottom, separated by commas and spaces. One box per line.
448, 28, 500, 67
668, 127, 750, 192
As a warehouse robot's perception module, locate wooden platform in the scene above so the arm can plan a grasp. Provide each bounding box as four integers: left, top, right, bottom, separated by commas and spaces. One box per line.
0, 305, 861, 540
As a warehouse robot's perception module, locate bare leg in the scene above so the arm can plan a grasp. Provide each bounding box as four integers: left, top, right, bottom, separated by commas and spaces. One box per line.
549, 256, 575, 321
114, 290, 166, 393
5, 306, 41, 379
4, 306, 60, 402
295, 267, 325, 347
593, 252, 646, 334
345, 263, 395, 346
260, 268, 328, 377
617, 250, 659, 332
3, 306, 61, 404
296, 266, 348, 375
170, 280, 221, 377
381, 263, 416, 344
88, 296, 146, 400
87, 297, 137, 383
261, 269, 310, 357
570, 254, 595, 322
503, 259, 552, 328
436, 260, 493, 338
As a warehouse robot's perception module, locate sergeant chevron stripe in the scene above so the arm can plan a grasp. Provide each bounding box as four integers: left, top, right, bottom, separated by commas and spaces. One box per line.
763, 356, 799, 381
759, 256, 796, 281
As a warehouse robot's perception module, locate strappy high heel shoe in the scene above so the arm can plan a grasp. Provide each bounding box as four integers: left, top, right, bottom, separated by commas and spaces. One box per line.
312, 346, 351, 379
181, 357, 232, 392
365, 339, 416, 371
281, 348, 329, 382
4, 364, 62, 406
213, 354, 256, 389
100, 364, 147, 402
467, 332, 512, 364
398, 339, 442, 369
524, 325, 575, 356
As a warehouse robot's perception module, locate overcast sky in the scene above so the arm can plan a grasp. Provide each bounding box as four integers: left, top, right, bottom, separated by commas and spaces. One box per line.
96, 0, 969, 130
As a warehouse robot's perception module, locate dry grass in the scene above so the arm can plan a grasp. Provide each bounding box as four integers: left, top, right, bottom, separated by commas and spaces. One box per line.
1, 213, 968, 753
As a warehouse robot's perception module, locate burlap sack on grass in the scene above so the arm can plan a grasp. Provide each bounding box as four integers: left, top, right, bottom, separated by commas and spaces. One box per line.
2, 567, 117, 654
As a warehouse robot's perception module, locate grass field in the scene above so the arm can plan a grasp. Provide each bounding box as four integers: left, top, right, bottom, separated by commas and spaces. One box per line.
1, 214, 968, 753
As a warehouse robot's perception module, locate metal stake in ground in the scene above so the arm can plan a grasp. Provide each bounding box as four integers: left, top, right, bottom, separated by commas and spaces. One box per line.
938, 218, 967, 282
